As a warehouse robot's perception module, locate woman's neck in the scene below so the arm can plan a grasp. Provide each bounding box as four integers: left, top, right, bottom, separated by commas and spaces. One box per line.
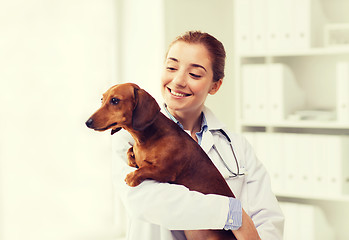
167, 107, 203, 140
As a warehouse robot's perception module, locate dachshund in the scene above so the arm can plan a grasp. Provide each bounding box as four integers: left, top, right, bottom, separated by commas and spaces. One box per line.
86, 83, 237, 240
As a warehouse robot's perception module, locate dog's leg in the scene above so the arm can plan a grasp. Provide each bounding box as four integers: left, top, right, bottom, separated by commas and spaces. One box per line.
127, 147, 138, 168
125, 166, 176, 187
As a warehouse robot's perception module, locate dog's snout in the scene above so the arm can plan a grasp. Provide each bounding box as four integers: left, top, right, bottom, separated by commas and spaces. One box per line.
85, 118, 94, 128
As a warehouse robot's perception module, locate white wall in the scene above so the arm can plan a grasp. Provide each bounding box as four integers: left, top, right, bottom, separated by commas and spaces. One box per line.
0, 0, 119, 239
118, 0, 165, 103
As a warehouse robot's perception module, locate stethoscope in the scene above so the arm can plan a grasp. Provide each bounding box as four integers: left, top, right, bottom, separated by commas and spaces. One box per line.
211, 129, 246, 178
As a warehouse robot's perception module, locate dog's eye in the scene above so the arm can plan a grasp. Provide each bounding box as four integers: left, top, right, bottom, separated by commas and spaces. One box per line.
110, 98, 120, 105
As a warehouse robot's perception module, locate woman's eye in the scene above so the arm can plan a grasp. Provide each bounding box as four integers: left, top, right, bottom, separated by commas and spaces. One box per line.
166, 66, 177, 71
190, 73, 201, 78
110, 98, 120, 105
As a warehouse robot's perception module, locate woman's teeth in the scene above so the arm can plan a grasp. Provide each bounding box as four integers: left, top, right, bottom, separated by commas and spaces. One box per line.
169, 88, 190, 97
172, 91, 186, 97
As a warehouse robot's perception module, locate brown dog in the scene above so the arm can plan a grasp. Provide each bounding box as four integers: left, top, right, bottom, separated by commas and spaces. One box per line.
86, 83, 237, 240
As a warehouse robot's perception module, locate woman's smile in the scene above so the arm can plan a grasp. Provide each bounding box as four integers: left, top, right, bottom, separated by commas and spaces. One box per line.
167, 87, 192, 98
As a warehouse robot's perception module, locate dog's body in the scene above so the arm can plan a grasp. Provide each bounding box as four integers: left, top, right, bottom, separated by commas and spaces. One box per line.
86, 83, 237, 240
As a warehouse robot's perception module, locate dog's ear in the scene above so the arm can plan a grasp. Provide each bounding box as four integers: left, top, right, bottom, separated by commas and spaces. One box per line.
132, 88, 161, 131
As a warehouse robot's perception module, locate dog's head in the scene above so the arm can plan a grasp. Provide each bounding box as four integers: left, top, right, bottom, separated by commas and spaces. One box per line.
85, 83, 161, 134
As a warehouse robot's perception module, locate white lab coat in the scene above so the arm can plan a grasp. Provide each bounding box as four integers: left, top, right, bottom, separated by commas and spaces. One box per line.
111, 106, 284, 240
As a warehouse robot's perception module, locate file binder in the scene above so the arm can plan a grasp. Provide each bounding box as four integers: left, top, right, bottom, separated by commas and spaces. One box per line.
322, 135, 349, 196
279, 0, 294, 50
282, 134, 300, 194
267, 64, 305, 121
267, 133, 285, 193
295, 134, 313, 195
336, 62, 349, 122
235, 0, 252, 53
298, 203, 335, 240
241, 64, 304, 122
254, 66, 268, 121
250, 0, 267, 53
266, 0, 283, 51
235, 0, 327, 53
241, 65, 257, 121
311, 135, 327, 194
280, 202, 299, 240
246, 132, 349, 197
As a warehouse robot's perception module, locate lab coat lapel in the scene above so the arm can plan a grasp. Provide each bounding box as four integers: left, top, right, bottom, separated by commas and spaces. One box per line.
201, 106, 224, 153
201, 130, 215, 154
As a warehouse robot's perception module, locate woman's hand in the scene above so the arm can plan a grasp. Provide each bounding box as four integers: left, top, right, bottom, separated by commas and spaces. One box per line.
232, 209, 261, 240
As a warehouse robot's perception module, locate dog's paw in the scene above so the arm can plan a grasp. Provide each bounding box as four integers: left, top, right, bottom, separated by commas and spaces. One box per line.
127, 148, 138, 167
127, 157, 138, 168
127, 147, 135, 157
125, 172, 141, 187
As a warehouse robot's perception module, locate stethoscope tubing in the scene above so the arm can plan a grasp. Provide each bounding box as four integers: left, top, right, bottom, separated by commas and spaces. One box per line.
212, 129, 245, 178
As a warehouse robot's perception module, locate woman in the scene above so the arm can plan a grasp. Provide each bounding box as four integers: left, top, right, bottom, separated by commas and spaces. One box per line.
112, 31, 284, 240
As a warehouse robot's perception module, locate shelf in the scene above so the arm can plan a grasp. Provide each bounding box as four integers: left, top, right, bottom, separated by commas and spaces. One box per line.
277, 193, 349, 202
240, 120, 349, 130
238, 46, 349, 58
234, 0, 349, 238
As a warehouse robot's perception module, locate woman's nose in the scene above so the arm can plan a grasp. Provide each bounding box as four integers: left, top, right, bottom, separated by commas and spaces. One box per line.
172, 71, 187, 87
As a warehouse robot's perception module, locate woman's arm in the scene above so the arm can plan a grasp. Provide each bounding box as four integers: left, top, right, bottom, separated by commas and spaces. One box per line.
233, 209, 261, 240
111, 129, 233, 230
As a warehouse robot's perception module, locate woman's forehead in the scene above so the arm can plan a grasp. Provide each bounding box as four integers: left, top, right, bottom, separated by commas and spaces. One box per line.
166, 42, 212, 68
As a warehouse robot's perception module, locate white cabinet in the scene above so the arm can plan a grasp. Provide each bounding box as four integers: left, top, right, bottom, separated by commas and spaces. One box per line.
234, 0, 349, 239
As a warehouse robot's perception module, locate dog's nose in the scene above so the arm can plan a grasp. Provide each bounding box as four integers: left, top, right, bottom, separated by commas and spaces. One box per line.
85, 118, 94, 128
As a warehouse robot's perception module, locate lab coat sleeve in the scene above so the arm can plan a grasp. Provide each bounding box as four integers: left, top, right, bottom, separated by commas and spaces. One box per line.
241, 136, 284, 240
111, 129, 231, 230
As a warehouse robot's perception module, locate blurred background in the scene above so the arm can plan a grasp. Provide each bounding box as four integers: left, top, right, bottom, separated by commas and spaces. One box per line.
0, 0, 234, 239
1, 0, 349, 240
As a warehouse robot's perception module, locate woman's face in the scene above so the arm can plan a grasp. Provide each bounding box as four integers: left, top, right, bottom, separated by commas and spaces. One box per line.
161, 41, 221, 116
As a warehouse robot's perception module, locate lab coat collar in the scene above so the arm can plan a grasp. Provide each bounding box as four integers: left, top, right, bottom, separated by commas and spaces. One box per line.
202, 106, 227, 132
201, 106, 227, 153
160, 104, 225, 153
160, 105, 226, 131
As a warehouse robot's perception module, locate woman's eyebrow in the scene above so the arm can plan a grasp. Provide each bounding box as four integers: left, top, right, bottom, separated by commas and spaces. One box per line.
167, 57, 178, 62
191, 63, 207, 72
167, 57, 207, 72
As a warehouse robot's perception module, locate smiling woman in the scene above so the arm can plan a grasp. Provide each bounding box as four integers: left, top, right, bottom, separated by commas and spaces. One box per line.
161, 32, 224, 136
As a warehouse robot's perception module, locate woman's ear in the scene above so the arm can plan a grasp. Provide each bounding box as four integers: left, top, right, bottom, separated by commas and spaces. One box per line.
209, 79, 223, 95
